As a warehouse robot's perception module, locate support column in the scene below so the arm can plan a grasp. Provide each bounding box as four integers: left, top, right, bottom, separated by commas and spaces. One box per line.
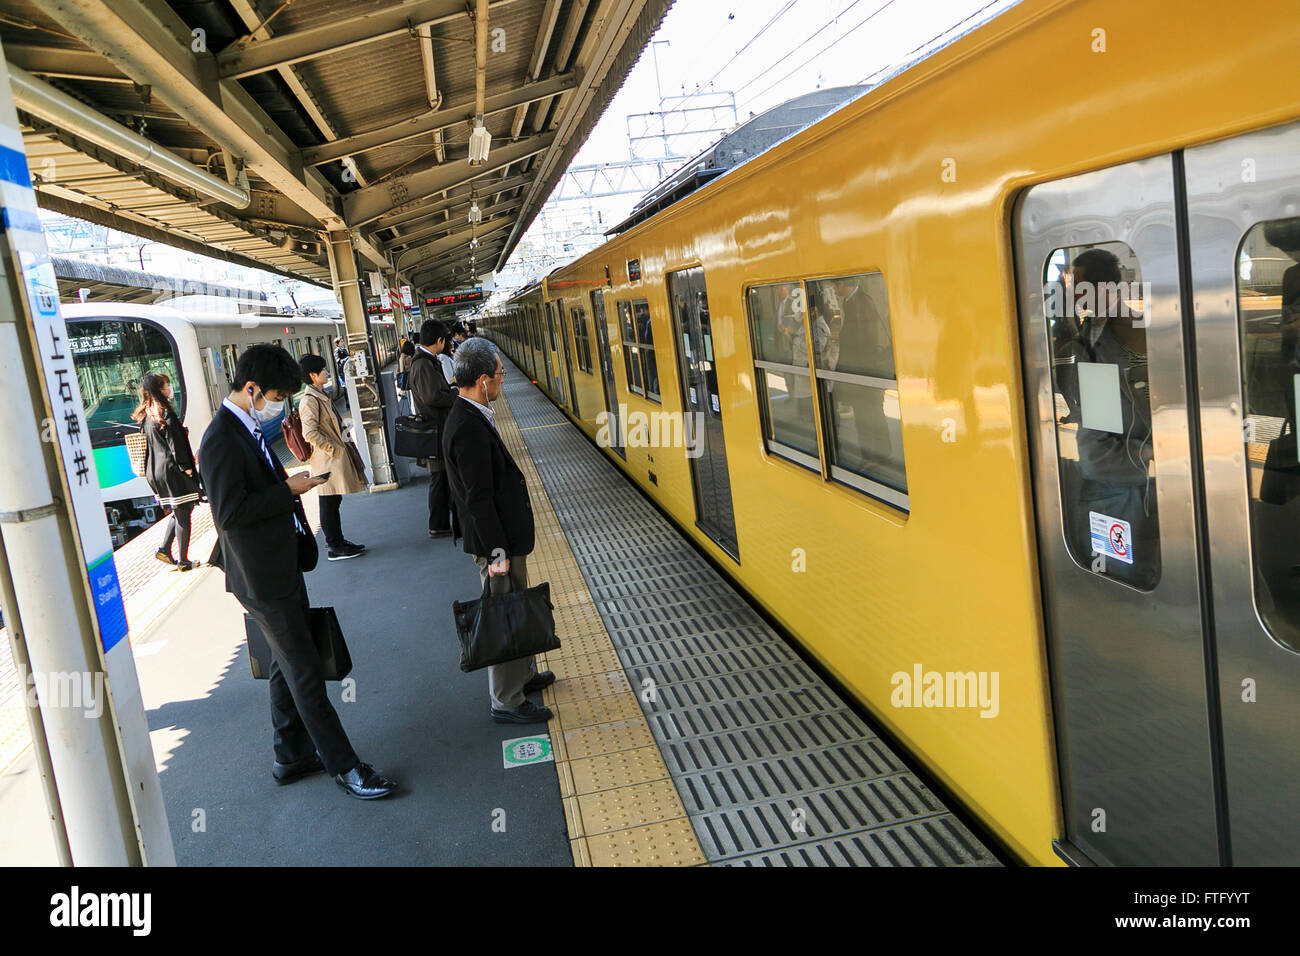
0, 41, 173, 865
326, 229, 397, 491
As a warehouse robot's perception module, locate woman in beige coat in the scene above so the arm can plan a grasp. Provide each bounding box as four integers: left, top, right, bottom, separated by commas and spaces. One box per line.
299, 353, 368, 560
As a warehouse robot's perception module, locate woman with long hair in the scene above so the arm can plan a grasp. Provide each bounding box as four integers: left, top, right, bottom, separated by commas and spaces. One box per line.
132, 372, 202, 570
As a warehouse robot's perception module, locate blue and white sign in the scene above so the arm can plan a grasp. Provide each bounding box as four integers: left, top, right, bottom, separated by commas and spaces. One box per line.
1090, 510, 1134, 566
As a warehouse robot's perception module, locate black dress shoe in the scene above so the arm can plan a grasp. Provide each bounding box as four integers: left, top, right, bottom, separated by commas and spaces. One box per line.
429, 529, 452, 539
523, 670, 555, 693
335, 762, 398, 800
273, 752, 326, 785
491, 699, 553, 724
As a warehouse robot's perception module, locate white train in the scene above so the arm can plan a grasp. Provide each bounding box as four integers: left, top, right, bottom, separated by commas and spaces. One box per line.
60, 299, 401, 547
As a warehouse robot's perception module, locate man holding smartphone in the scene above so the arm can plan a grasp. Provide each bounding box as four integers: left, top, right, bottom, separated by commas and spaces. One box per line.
200, 344, 397, 800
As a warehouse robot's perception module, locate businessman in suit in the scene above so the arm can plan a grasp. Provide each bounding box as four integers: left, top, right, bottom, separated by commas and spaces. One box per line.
200, 344, 397, 799
411, 318, 456, 538
442, 337, 554, 723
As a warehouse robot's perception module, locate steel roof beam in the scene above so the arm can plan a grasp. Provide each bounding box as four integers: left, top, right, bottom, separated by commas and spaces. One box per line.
396, 218, 513, 271
42, 0, 343, 228
387, 198, 523, 250
304, 73, 576, 167
373, 171, 534, 231
217, 0, 525, 79
344, 132, 555, 228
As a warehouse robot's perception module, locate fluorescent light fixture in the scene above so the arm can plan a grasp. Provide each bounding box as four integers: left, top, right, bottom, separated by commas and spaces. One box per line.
468, 119, 491, 165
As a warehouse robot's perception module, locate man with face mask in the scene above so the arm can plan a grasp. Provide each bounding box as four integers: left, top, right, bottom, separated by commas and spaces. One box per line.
442, 337, 553, 723
200, 344, 398, 799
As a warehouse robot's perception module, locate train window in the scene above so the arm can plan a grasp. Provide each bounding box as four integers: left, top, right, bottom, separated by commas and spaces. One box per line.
70, 319, 184, 434
805, 273, 907, 509
746, 283, 819, 467
632, 299, 659, 402
618, 300, 643, 395
572, 305, 593, 373
1237, 216, 1300, 650
1040, 241, 1159, 590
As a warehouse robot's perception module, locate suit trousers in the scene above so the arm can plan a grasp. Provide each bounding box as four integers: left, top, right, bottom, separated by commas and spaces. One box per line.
238, 573, 360, 776
427, 463, 451, 532
472, 553, 537, 711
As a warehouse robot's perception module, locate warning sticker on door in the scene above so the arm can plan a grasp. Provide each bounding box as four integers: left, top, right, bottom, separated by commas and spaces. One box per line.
1089, 511, 1134, 565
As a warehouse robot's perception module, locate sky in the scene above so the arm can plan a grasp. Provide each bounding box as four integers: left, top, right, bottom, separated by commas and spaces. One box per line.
572, 0, 1020, 167
495, 0, 1021, 291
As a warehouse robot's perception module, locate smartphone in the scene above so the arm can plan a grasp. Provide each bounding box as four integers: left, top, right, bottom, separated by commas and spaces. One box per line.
313, 472, 331, 481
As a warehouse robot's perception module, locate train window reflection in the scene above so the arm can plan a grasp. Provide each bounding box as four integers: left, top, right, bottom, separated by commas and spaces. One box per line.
746, 282, 819, 467
1041, 241, 1160, 590
804, 273, 907, 507
70, 319, 184, 434
617, 299, 659, 402
1238, 216, 1300, 652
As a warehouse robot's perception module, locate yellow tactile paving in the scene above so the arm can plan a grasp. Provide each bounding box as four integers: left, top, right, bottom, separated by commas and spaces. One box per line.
549, 670, 630, 708
554, 692, 645, 730
562, 717, 658, 761
491, 387, 705, 867
570, 746, 673, 795
577, 778, 689, 835
585, 818, 709, 867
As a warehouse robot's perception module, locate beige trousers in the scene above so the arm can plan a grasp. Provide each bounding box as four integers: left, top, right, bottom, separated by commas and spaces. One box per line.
473, 553, 537, 710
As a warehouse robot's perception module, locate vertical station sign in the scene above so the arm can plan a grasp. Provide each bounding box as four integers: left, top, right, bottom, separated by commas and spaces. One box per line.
0, 50, 172, 863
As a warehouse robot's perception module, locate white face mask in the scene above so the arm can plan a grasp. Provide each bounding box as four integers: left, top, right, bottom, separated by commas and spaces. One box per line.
250, 389, 284, 423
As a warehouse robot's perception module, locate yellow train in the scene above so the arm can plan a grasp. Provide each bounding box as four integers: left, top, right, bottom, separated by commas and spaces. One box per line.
483, 0, 1300, 866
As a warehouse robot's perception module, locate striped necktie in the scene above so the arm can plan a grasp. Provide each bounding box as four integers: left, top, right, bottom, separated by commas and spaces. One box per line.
254, 424, 305, 534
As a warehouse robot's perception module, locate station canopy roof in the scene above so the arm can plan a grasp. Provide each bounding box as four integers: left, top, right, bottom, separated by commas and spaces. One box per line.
2, 0, 672, 293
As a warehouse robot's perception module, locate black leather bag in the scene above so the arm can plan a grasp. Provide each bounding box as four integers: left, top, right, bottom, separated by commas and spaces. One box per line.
452, 578, 560, 672
394, 414, 442, 459
245, 606, 352, 680
1260, 422, 1300, 505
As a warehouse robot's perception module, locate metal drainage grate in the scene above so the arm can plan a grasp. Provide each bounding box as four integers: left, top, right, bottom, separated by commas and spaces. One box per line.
499, 357, 999, 867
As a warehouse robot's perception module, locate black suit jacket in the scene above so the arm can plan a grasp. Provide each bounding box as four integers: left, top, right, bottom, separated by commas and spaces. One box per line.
199, 404, 316, 603
410, 349, 455, 424
442, 396, 534, 559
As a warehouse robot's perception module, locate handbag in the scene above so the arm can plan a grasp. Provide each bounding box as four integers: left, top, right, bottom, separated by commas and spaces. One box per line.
244, 606, 352, 680
1260, 421, 1300, 505
345, 439, 367, 482
396, 370, 410, 390
394, 414, 442, 459
125, 428, 147, 477
284, 397, 312, 462
452, 577, 560, 673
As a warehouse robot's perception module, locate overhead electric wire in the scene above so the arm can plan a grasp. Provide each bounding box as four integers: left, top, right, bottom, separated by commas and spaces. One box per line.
737, 0, 900, 112
673, 0, 800, 109
856, 0, 1017, 84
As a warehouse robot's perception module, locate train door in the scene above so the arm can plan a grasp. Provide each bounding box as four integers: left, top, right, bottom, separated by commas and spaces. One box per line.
667, 266, 738, 558
591, 289, 624, 458
557, 299, 579, 416
532, 308, 549, 391
545, 302, 564, 404
1019, 125, 1300, 866
200, 347, 224, 412
1185, 121, 1300, 866
1017, 155, 1220, 866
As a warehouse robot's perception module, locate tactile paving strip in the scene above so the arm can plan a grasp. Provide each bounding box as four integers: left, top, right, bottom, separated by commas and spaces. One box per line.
495, 353, 999, 867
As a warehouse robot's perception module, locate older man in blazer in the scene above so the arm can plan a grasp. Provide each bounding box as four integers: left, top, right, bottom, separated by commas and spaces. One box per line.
200, 344, 397, 798
442, 337, 554, 723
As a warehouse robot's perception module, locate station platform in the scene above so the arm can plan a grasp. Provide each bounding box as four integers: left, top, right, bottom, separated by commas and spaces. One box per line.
1, 356, 999, 867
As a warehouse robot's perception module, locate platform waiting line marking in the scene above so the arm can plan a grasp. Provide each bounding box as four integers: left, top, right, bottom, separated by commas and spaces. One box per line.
494, 352, 1000, 867
491, 379, 707, 867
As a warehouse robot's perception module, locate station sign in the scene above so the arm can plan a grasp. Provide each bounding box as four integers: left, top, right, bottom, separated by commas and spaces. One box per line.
425, 288, 483, 306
